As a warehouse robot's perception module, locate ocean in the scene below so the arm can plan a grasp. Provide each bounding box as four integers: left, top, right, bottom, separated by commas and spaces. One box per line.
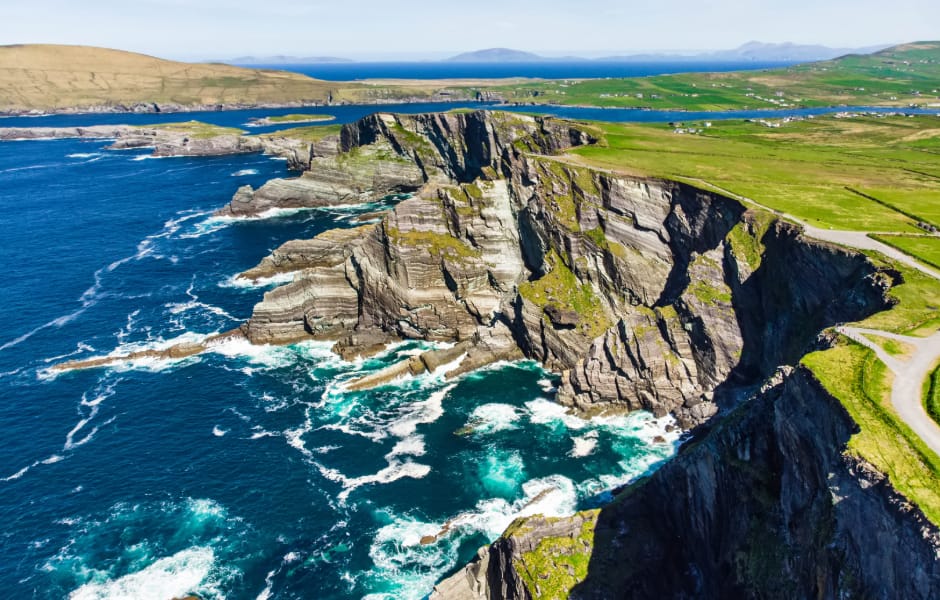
234, 60, 797, 81
0, 105, 680, 599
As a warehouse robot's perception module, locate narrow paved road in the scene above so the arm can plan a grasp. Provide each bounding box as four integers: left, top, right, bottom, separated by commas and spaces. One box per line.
697, 180, 940, 457
688, 180, 940, 280
838, 327, 940, 456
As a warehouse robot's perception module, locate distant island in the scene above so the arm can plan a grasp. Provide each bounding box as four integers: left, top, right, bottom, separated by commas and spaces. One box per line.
442, 42, 890, 63
445, 48, 553, 62
217, 42, 892, 66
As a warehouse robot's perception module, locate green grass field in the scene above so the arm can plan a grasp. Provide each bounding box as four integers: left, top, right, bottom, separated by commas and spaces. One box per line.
870, 234, 940, 270
482, 42, 940, 111
803, 340, 940, 525
568, 115, 940, 233
265, 114, 336, 123
138, 120, 245, 139
259, 124, 343, 142
924, 363, 940, 427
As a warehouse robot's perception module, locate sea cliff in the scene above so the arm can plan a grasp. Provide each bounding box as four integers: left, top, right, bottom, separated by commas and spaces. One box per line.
53, 109, 939, 597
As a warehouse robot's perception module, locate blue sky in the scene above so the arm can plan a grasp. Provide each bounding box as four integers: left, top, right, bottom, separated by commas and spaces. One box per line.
1, 0, 937, 60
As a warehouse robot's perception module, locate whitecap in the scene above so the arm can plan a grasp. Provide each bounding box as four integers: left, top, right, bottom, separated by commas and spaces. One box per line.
570, 431, 599, 457
462, 403, 521, 435
67, 152, 102, 159
323, 459, 432, 503
165, 280, 238, 322
524, 397, 587, 430
68, 546, 215, 600
0, 464, 30, 482
256, 569, 276, 600
386, 435, 426, 458
212, 426, 228, 437
364, 474, 578, 599
231, 168, 259, 177
219, 271, 297, 289
386, 384, 453, 438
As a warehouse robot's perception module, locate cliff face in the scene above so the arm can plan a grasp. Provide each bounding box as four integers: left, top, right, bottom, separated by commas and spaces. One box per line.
230, 110, 938, 598
445, 366, 940, 600
238, 110, 889, 427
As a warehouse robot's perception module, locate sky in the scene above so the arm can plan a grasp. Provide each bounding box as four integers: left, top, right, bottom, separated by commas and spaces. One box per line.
1, 0, 937, 61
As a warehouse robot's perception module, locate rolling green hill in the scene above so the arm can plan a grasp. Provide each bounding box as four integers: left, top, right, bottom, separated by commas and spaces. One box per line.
480, 42, 940, 111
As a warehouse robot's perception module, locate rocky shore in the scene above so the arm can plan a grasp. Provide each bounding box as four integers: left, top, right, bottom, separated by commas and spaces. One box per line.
0, 123, 320, 160
52, 109, 940, 597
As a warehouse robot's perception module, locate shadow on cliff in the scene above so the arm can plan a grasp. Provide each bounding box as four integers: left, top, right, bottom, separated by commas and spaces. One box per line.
568, 209, 904, 599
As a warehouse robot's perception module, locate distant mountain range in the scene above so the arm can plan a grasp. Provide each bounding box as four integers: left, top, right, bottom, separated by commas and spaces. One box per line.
221, 42, 893, 66
597, 41, 892, 62
445, 48, 585, 62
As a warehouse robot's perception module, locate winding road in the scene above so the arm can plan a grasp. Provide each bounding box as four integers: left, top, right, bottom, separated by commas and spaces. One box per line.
554, 156, 940, 455
696, 180, 940, 457
837, 327, 940, 456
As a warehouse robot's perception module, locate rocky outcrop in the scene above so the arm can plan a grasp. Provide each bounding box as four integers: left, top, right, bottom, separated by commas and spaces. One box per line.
0, 124, 261, 157
238, 112, 889, 427
214, 110, 595, 217
447, 366, 940, 599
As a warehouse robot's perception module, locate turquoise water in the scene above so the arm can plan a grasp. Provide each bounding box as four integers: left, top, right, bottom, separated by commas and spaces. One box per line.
0, 114, 680, 598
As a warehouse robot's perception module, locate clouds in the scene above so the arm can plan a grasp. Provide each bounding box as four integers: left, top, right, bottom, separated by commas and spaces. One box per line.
0, 0, 935, 60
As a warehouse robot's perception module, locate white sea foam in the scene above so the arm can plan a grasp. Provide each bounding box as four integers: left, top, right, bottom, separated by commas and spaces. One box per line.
386, 435, 426, 458
463, 403, 521, 435
256, 569, 276, 600
323, 460, 432, 503
67, 152, 102, 159
68, 546, 215, 600
7, 211, 211, 358
219, 271, 297, 289
525, 397, 587, 430
212, 426, 229, 437
1, 464, 31, 482
537, 377, 557, 393
165, 280, 238, 322
365, 474, 578, 600
231, 168, 259, 176
570, 431, 599, 457
386, 384, 453, 438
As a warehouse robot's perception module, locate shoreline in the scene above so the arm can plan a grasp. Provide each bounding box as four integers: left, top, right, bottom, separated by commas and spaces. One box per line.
2, 97, 932, 120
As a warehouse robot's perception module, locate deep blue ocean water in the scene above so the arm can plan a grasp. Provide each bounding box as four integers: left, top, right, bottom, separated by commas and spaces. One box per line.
235, 60, 797, 81
0, 105, 682, 599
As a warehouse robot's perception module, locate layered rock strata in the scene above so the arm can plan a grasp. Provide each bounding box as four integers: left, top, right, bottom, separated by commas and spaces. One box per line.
237, 110, 889, 428
51, 110, 939, 597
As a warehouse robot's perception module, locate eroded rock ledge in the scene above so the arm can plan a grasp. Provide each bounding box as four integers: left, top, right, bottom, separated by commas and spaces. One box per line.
231, 110, 890, 429
436, 366, 940, 599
